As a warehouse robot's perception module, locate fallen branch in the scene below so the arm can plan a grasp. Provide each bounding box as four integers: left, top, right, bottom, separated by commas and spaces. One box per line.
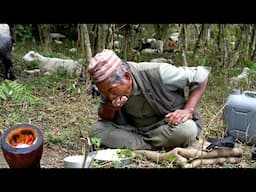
135, 147, 243, 168
184, 157, 242, 168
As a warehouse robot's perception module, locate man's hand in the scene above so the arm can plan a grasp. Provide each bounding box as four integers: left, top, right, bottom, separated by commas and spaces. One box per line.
98, 95, 128, 120
111, 96, 128, 108
165, 108, 193, 126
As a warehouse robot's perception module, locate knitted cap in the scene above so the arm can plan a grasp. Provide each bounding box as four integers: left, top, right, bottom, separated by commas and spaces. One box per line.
87, 49, 122, 83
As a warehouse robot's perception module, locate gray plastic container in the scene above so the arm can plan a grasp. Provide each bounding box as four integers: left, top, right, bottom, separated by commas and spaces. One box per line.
223, 89, 256, 145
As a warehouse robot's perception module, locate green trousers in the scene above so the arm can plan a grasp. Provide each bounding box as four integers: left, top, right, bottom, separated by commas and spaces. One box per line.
89, 118, 198, 150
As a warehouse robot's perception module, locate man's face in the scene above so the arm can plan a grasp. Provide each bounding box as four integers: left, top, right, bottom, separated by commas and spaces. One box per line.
95, 72, 132, 102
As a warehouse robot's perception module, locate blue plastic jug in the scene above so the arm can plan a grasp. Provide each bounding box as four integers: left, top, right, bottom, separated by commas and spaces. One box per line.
223, 89, 256, 145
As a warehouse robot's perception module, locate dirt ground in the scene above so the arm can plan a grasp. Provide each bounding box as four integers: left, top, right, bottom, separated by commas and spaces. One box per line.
1, 141, 256, 169
0, 144, 163, 168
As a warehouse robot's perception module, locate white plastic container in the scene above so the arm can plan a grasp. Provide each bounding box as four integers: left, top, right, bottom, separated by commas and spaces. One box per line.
224, 89, 256, 145
63, 152, 96, 168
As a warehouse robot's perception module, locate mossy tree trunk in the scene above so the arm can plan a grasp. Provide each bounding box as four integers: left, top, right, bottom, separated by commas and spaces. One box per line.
37, 24, 51, 52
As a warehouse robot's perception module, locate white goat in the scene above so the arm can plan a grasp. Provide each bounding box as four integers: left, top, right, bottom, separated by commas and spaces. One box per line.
164, 32, 180, 53
150, 57, 173, 64
23, 51, 82, 76
49, 33, 66, 40
141, 48, 160, 54
230, 67, 250, 86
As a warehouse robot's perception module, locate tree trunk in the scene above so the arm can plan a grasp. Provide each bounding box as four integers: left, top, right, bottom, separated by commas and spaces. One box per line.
153, 24, 169, 40
37, 24, 51, 52
251, 24, 256, 60
96, 24, 109, 53
123, 24, 133, 60
249, 24, 256, 60
106, 24, 114, 49
229, 24, 249, 68
217, 24, 229, 67
77, 24, 85, 58
192, 24, 210, 59
179, 24, 188, 66
79, 24, 92, 84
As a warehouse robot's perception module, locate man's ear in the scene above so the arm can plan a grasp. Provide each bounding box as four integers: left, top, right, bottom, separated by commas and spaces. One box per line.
124, 71, 131, 81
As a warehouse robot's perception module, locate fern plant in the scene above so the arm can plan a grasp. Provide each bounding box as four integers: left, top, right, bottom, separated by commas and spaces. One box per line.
0, 80, 40, 105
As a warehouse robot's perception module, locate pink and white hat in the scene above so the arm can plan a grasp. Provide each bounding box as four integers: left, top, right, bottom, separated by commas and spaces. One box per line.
87, 49, 122, 83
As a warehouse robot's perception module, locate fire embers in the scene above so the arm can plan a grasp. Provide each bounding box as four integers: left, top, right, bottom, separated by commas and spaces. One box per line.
1, 124, 44, 168
7, 128, 37, 148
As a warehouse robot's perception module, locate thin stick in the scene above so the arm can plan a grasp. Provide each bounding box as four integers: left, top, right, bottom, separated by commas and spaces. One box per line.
82, 145, 89, 168
81, 137, 92, 168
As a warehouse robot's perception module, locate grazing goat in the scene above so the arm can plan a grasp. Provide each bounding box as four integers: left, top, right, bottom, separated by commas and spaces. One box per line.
150, 57, 173, 64
134, 38, 164, 53
164, 32, 180, 53
49, 33, 66, 40
230, 67, 250, 86
0, 24, 16, 80
23, 51, 82, 76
